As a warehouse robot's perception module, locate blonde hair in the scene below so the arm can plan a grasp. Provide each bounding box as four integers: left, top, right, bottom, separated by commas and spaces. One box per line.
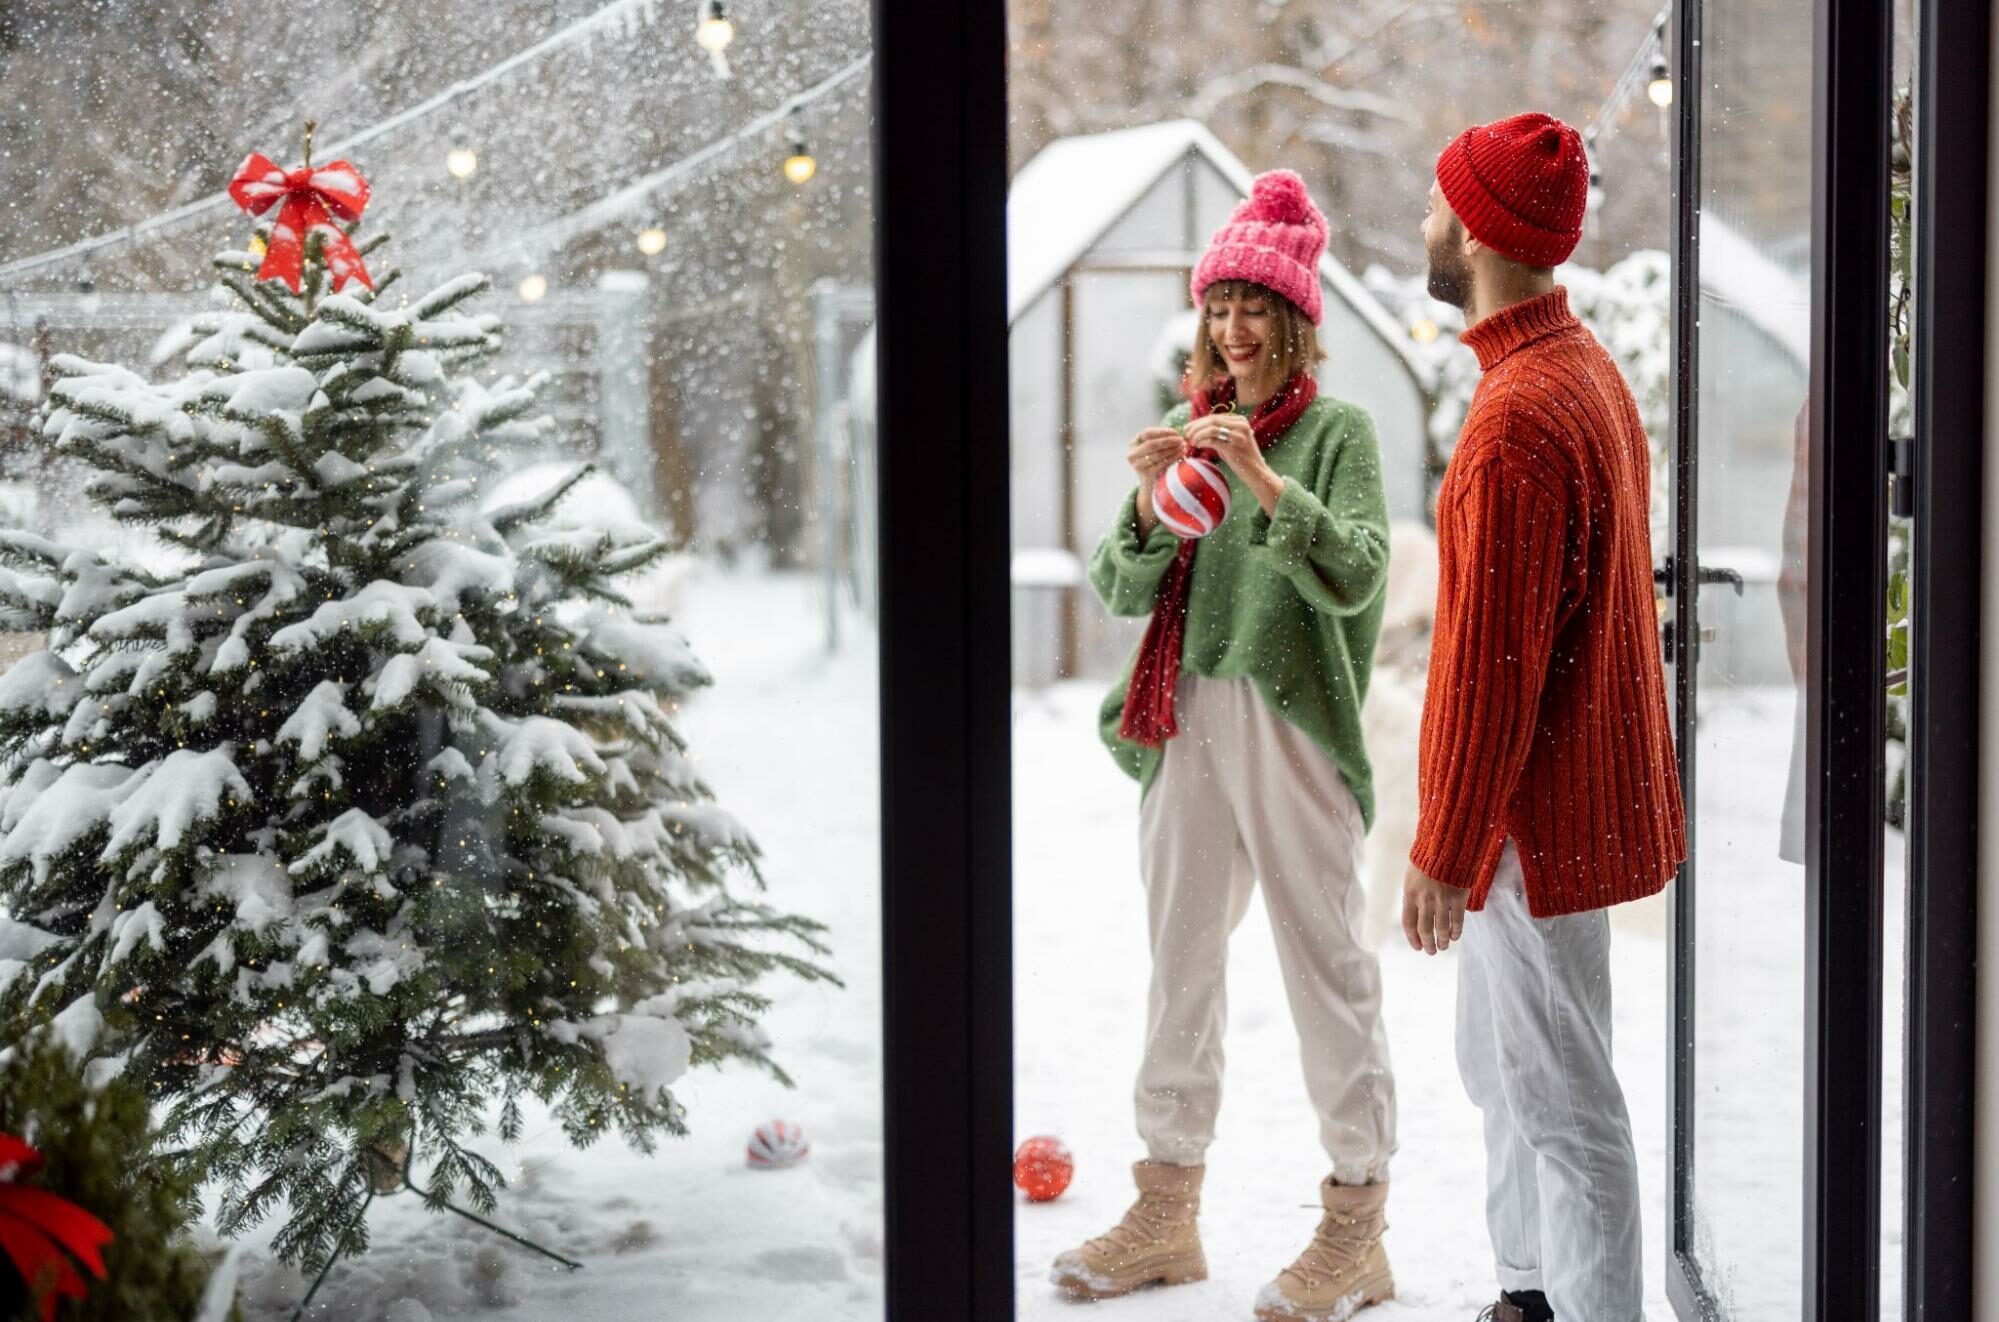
1186, 280, 1325, 393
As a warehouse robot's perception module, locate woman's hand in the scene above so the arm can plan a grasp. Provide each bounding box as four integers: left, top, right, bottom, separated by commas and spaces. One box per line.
1185, 413, 1285, 516
1127, 427, 1187, 537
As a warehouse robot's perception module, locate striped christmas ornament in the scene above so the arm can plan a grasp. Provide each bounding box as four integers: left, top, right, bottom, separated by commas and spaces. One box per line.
745, 1119, 810, 1170
1152, 454, 1231, 539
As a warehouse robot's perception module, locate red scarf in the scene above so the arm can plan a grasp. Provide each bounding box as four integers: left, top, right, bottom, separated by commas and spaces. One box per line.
1118, 372, 1317, 747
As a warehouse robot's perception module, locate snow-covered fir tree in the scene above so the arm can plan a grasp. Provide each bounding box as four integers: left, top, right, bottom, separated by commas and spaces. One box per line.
0, 213, 830, 1269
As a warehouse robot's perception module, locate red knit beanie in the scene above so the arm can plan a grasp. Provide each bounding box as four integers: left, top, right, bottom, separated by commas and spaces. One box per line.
1435, 112, 1590, 268
1190, 170, 1328, 324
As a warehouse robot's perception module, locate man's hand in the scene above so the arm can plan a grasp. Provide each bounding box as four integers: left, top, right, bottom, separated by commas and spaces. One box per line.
1402, 863, 1469, 955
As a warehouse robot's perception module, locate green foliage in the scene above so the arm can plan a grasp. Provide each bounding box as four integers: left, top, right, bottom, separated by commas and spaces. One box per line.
1885, 88, 1913, 823
0, 1035, 237, 1322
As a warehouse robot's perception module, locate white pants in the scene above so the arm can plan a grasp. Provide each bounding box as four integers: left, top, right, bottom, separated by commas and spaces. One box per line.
1135, 675, 1396, 1184
1457, 842, 1643, 1321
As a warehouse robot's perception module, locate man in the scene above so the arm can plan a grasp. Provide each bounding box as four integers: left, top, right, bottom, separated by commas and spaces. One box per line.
1403, 112, 1687, 1322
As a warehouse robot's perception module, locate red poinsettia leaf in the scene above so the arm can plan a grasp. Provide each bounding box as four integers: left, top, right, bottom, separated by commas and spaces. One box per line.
0, 1187, 113, 1276
0, 1213, 87, 1322
0, 1135, 41, 1178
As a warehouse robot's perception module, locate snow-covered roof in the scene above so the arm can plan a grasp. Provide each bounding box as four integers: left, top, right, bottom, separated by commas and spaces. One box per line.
1699, 218, 1809, 365
1008, 120, 1215, 321
1007, 120, 1426, 380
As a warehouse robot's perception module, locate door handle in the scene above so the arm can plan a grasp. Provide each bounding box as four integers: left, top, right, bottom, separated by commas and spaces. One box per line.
1653, 557, 1747, 596
1660, 621, 1722, 666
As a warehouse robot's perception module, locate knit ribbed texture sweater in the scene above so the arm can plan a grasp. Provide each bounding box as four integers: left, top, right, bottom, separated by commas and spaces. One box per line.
1411, 288, 1686, 916
1091, 396, 1389, 827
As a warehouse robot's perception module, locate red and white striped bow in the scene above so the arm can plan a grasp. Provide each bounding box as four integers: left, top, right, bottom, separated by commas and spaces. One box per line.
226, 151, 375, 294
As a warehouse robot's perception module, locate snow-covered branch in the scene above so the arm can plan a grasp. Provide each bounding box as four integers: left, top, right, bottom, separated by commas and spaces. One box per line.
1185, 64, 1416, 126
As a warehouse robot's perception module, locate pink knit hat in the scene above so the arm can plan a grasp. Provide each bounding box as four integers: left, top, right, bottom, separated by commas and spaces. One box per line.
1190, 170, 1328, 325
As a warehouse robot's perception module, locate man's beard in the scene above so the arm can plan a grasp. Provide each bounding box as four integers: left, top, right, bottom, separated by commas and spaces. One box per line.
1426, 229, 1471, 309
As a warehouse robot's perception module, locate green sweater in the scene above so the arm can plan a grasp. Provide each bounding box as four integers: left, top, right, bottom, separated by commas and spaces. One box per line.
1091, 395, 1389, 829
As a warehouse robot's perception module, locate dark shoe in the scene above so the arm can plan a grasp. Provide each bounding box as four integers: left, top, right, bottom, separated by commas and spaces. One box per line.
1476, 1290, 1554, 1322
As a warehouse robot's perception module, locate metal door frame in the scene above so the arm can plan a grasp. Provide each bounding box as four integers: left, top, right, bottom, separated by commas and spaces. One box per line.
1663, 0, 1899, 1316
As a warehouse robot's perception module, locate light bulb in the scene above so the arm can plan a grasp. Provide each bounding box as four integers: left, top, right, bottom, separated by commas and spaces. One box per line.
1647, 55, 1674, 108
783, 151, 818, 185
518, 273, 548, 303
637, 227, 668, 255
447, 147, 479, 179
696, 1, 734, 52
1409, 318, 1440, 345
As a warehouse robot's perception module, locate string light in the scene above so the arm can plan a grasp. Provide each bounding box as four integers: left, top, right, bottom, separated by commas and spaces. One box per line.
636, 226, 668, 255
0, 0, 678, 283
518, 273, 549, 302
696, 0, 734, 52
782, 112, 817, 184
447, 146, 479, 179
1646, 51, 1674, 108
1409, 318, 1440, 344
1580, 5, 1673, 212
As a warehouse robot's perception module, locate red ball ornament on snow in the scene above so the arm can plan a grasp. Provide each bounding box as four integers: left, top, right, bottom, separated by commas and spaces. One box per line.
745, 1119, 810, 1170
1013, 1136, 1074, 1202
1152, 455, 1231, 539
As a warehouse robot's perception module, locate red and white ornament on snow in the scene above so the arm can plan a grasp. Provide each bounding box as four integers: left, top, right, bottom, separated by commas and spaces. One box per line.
745, 1119, 810, 1170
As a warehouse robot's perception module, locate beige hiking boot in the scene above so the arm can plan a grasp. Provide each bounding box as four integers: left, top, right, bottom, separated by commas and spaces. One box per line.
1254, 1177, 1394, 1321
1049, 1160, 1207, 1299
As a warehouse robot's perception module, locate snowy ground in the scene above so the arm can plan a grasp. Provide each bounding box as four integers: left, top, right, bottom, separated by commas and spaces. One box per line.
1010, 682, 1674, 1322
224, 570, 888, 1321
207, 570, 1902, 1321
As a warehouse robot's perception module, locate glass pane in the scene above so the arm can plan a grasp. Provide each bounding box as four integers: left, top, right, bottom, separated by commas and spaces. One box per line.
1882, 6, 1919, 1313
1688, 0, 1816, 1310
0, 7, 882, 1320
1008, 6, 1678, 1319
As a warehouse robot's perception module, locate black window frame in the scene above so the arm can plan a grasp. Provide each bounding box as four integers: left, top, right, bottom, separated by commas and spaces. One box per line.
872, 2, 1016, 1317
1902, 0, 1988, 1313
1665, 0, 1898, 1315
1654, 0, 1990, 1314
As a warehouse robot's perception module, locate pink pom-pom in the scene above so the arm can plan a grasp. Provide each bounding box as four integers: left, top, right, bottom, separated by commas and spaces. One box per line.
1249, 170, 1318, 227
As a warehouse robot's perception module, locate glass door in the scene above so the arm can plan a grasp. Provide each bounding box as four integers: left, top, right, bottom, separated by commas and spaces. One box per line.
1666, 0, 1894, 1315
0, 8, 890, 1320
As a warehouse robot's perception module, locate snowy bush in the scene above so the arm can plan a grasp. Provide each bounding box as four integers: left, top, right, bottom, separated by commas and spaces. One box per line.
0, 218, 831, 1272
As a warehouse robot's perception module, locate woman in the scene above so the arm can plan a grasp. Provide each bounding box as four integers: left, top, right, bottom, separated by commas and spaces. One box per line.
1050, 171, 1397, 1322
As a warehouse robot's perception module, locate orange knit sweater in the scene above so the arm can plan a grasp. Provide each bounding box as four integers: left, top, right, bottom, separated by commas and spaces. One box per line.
1411, 288, 1687, 916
